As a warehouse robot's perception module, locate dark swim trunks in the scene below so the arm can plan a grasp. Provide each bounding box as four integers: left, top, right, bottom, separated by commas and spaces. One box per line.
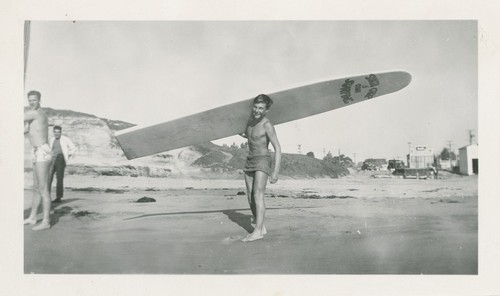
244, 155, 272, 176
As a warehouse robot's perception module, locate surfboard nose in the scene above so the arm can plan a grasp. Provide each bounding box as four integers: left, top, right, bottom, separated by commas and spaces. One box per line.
395, 71, 412, 88
378, 71, 412, 92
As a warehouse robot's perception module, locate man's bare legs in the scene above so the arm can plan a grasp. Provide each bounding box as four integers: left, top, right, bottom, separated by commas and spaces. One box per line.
244, 172, 268, 236
243, 171, 268, 242
244, 172, 257, 218
24, 161, 52, 230
24, 164, 40, 225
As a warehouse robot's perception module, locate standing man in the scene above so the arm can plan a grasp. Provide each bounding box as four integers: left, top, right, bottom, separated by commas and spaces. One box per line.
240, 94, 282, 242
24, 90, 52, 230
49, 125, 76, 203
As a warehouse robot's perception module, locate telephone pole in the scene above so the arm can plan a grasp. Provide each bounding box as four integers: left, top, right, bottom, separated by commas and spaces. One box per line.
447, 140, 453, 168
407, 142, 412, 167
467, 129, 475, 145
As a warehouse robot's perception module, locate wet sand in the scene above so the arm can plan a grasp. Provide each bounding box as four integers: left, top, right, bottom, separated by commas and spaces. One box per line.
24, 173, 477, 274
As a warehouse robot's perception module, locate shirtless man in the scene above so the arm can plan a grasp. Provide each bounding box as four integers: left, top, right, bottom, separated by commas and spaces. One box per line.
240, 94, 281, 242
24, 90, 52, 230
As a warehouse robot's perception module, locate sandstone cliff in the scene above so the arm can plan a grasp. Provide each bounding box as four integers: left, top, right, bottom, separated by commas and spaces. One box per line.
24, 107, 348, 178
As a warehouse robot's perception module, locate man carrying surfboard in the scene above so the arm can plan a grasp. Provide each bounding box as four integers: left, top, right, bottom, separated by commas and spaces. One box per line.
240, 94, 282, 242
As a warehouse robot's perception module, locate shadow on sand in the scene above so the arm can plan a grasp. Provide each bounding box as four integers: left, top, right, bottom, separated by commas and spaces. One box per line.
24, 198, 81, 227
222, 210, 253, 233
123, 206, 316, 233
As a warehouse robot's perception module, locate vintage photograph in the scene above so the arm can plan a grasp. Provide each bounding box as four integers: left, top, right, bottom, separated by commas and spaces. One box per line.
23, 21, 478, 274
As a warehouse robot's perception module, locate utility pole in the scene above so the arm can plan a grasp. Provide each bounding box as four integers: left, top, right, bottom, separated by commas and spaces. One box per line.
467, 129, 475, 145
407, 142, 412, 168
447, 140, 453, 168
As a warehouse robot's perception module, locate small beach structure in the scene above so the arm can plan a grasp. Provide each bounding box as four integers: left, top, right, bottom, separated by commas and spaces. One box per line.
458, 144, 478, 175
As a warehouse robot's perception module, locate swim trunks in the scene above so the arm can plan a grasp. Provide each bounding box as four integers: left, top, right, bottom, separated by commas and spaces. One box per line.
244, 154, 272, 176
32, 143, 53, 163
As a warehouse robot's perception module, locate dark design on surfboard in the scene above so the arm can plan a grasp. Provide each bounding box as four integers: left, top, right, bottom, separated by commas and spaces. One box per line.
341, 74, 381, 103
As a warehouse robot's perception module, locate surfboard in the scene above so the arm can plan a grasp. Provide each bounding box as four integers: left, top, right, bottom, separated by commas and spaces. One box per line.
115, 71, 411, 159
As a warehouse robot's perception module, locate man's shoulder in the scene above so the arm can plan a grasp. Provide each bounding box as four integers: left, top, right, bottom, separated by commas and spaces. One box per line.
262, 118, 274, 127
24, 109, 38, 116
37, 108, 48, 116
37, 109, 48, 120
25, 108, 48, 121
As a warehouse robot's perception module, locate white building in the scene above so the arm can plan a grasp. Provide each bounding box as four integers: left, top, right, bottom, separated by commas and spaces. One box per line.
458, 144, 478, 175
407, 145, 434, 168
438, 158, 458, 170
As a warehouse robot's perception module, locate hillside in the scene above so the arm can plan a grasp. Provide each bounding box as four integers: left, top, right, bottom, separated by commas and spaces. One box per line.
24, 107, 349, 178
189, 143, 348, 178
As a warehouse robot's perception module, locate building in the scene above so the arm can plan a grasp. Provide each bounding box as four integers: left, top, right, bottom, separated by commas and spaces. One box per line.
438, 157, 458, 170
458, 144, 478, 175
407, 145, 434, 168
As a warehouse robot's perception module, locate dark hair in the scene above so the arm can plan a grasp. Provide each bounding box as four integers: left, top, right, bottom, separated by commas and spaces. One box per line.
53, 125, 62, 131
253, 94, 273, 109
27, 90, 41, 100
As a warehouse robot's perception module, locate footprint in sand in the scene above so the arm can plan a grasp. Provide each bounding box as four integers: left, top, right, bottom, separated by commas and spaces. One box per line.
222, 235, 244, 245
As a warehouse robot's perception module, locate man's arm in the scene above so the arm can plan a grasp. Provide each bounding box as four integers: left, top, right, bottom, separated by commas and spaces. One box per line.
65, 136, 77, 159
24, 110, 37, 134
264, 121, 281, 184
24, 110, 37, 122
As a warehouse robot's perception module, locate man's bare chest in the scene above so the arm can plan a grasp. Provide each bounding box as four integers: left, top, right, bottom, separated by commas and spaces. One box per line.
246, 125, 267, 140
31, 113, 48, 125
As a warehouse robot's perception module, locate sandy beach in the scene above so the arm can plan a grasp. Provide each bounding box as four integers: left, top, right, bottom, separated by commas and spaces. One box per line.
24, 172, 477, 274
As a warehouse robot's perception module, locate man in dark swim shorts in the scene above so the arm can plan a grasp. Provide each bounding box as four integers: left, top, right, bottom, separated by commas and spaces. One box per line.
244, 154, 272, 176
239, 94, 282, 242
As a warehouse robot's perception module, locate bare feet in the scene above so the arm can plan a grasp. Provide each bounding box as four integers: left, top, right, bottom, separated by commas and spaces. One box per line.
32, 221, 51, 231
252, 224, 267, 235
242, 232, 264, 242
24, 218, 37, 225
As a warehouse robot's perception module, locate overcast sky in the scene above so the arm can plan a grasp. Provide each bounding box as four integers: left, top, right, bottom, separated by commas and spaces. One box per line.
24, 21, 477, 162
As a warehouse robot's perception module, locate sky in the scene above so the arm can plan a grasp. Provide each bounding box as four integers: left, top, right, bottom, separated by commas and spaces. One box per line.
24, 21, 478, 162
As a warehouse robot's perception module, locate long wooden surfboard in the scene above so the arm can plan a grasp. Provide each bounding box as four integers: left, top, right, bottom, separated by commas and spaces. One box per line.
116, 71, 411, 159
